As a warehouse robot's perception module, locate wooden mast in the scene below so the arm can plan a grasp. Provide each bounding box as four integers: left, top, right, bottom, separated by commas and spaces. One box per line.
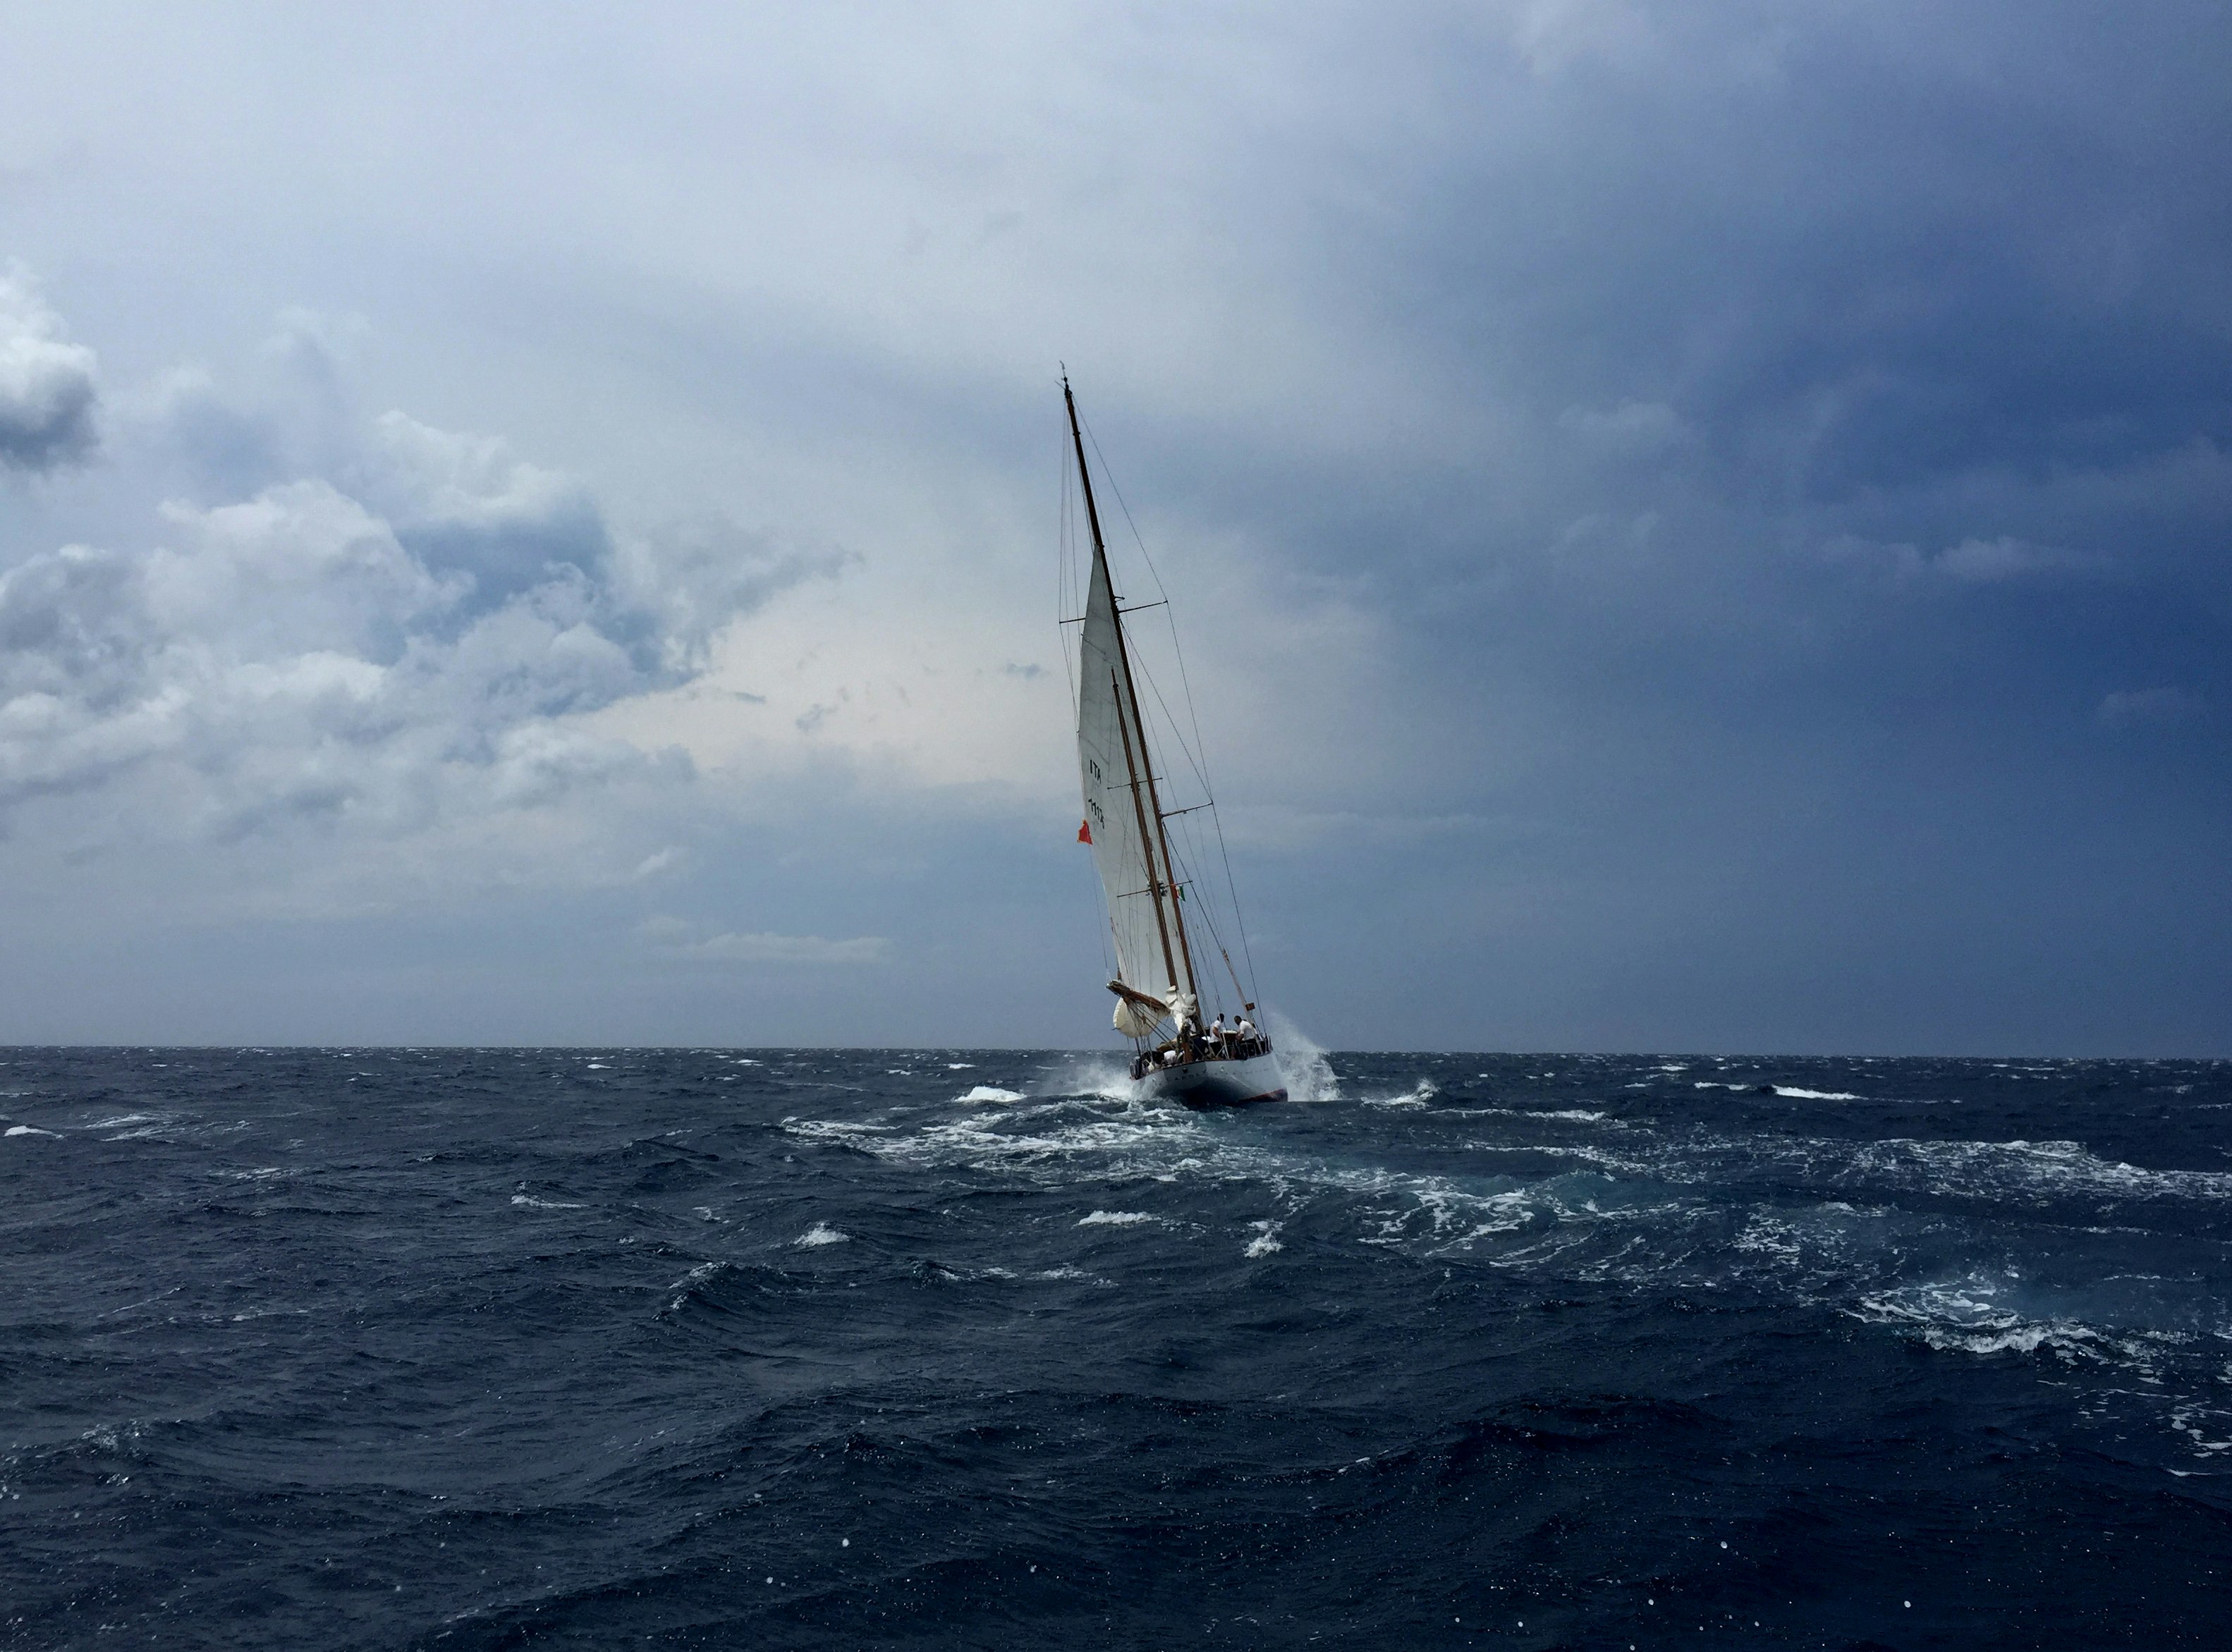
1067, 377, 1188, 1000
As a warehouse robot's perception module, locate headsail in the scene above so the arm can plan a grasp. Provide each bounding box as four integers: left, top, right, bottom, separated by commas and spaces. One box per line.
1069, 385, 1196, 1022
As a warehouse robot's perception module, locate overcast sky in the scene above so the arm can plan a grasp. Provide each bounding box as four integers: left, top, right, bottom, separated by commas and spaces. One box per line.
4, 1, 2228, 1052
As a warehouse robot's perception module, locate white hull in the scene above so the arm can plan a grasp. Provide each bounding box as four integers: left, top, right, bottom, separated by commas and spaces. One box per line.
1134, 1049, 1287, 1110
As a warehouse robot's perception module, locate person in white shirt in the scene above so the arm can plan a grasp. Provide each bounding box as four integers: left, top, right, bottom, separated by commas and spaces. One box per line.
1236, 1016, 1257, 1048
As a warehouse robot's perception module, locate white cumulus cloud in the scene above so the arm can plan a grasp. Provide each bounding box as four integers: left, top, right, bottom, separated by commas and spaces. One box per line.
0, 303, 838, 854
0, 266, 99, 472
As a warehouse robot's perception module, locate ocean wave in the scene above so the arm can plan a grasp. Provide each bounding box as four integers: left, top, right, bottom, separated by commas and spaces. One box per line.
1853, 1279, 2126, 1362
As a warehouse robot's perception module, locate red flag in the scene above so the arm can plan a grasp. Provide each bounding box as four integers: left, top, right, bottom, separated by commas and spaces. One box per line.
1077, 819, 1093, 845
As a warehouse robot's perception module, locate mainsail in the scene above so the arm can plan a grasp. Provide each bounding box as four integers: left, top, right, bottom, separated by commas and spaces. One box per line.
1068, 383, 1196, 1027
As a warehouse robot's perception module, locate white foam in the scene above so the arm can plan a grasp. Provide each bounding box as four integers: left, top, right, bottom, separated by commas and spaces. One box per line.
2169, 1407, 2232, 1456
1365, 1079, 1439, 1108
947, 1063, 974, 1070
958, 1086, 1025, 1104
1854, 1284, 2106, 1360
1773, 1087, 1861, 1101
1853, 1137, 2232, 1204
795, 1223, 850, 1247
1245, 1219, 1284, 1257
510, 1194, 584, 1209
1078, 1210, 1154, 1226
4, 1125, 56, 1137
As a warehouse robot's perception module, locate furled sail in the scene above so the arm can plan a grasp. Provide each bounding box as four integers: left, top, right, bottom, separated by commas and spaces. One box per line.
1076, 523, 1195, 1017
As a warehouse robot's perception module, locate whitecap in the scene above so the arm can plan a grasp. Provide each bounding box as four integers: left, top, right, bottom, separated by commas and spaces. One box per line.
795, 1223, 850, 1247
1245, 1219, 1284, 1257
1852, 1278, 2130, 1363
1078, 1210, 1155, 1226
1773, 1087, 1862, 1101
1365, 1079, 1439, 1108
511, 1194, 585, 1209
4, 1125, 56, 1137
958, 1085, 1025, 1104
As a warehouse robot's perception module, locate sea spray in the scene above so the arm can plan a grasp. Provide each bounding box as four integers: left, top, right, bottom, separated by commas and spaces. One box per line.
1264, 1010, 1340, 1101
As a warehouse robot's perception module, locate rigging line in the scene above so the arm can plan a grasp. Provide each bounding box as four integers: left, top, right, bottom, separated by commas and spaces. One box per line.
1080, 415, 1220, 824
1173, 751, 1258, 1011
1130, 647, 1214, 801
1080, 411, 1261, 1008
1072, 422, 1228, 821
1161, 822, 1240, 1018
1166, 820, 1241, 1010
1211, 797, 1260, 1004
1172, 854, 1240, 1017
1058, 417, 1079, 709
1108, 609, 1214, 804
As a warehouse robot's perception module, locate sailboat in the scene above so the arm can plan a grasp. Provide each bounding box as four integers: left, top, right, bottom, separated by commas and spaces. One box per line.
1062, 377, 1288, 1108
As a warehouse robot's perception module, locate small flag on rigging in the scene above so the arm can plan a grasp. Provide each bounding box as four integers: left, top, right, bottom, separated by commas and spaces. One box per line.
1077, 819, 1093, 845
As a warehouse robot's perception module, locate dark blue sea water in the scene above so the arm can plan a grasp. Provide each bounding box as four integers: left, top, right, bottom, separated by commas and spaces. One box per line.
4, 1046, 2229, 1649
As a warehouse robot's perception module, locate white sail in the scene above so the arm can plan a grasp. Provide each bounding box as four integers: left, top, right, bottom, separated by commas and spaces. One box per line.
1077, 537, 1195, 1015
